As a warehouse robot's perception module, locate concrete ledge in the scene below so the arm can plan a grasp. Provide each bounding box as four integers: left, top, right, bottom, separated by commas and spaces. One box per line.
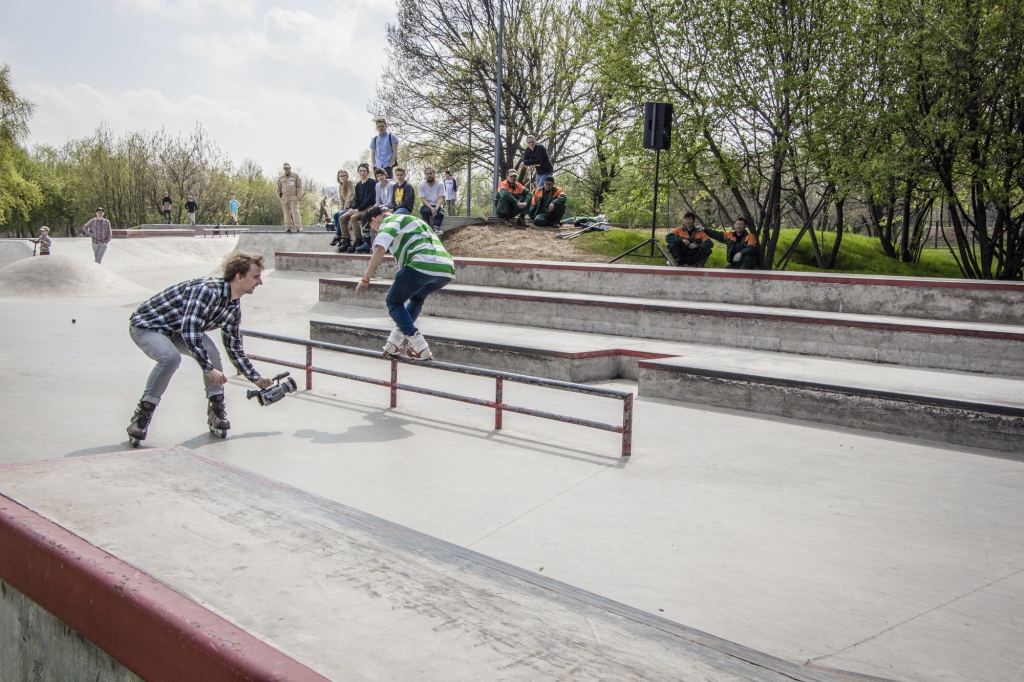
638, 360, 1024, 454
309, 320, 672, 382
320, 277, 1024, 376
0, 489, 330, 682
277, 252, 1024, 325
111, 229, 196, 239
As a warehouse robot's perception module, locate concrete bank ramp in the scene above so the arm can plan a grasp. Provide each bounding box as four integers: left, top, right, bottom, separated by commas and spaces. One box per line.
0, 448, 838, 682
0, 240, 34, 270
0, 255, 150, 298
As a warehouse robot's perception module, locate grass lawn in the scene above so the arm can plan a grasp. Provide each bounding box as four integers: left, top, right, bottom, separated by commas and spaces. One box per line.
575, 227, 968, 278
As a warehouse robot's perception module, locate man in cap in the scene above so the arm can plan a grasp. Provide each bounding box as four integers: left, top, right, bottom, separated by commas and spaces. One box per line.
277, 163, 304, 233
493, 169, 529, 227
666, 212, 715, 267
82, 207, 112, 264
528, 176, 567, 227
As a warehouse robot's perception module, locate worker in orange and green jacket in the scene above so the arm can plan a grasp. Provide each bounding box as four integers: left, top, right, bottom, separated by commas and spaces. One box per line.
705, 217, 759, 269
665, 212, 715, 267
529, 175, 567, 226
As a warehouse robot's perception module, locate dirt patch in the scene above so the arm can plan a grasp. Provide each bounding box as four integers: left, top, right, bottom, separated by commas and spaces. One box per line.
442, 224, 607, 262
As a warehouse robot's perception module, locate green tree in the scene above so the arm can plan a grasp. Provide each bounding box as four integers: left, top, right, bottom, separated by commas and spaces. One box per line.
0, 64, 43, 231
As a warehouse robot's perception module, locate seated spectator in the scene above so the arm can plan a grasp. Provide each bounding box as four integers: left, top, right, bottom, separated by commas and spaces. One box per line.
520, 135, 553, 188
707, 217, 758, 269
357, 168, 396, 253
666, 212, 714, 267
331, 169, 356, 249
418, 166, 445, 233
339, 163, 375, 253
390, 167, 416, 215
493, 169, 529, 227
529, 175, 567, 227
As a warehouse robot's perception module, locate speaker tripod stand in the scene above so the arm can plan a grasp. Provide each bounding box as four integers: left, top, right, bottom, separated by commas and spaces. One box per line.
609, 148, 673, 265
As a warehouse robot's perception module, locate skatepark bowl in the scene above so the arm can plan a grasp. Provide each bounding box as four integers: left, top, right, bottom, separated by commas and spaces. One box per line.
0, 232, 1022, 682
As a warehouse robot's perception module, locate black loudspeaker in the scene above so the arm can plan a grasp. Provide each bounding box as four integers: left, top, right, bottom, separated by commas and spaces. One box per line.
642, 102, 673, 151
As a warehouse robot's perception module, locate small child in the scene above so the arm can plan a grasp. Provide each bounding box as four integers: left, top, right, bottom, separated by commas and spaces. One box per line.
30, 226, 51, 256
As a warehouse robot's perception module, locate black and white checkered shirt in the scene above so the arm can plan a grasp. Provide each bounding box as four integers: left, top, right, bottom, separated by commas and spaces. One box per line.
129, 278, 259, 381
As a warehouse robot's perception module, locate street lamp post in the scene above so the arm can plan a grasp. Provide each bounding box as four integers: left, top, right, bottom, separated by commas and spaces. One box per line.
492, 0, 504, 216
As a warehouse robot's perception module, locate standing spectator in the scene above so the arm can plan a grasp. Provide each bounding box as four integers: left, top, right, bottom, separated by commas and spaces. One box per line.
228, 195, 240, 225
493, 169, 529, 227
529, 176, 567, 227
317, 195, 331, 225
339, 163, 376, 252
370, 119, 399, 179
30, 226, 51, 256
331, 169, 356, 248
418, 166, 446, 233
443, 170, 458, 216
185, 195, 198, 226
161, 193, 172, 224
82, 207, 112, 264
277, 163, 303, 233
520, 135, 553, 189
390, 167, 416, 215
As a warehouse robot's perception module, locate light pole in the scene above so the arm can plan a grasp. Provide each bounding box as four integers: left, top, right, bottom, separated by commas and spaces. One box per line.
491, 0, 504, 216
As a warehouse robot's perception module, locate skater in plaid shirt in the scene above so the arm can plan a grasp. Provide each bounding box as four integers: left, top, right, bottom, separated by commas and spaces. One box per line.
125, 251, 274, 445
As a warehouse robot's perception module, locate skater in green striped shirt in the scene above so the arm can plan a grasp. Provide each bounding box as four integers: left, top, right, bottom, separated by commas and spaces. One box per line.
355, 211, 455, 360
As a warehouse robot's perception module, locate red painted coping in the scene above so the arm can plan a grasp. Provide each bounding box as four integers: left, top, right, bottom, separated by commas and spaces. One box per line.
279, 252, 1024, 291
321, 278, 1024, 341
0, 490, 330, 682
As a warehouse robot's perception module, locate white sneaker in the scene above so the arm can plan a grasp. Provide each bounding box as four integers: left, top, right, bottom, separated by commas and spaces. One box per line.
383, 328, 407, 357
405, 332, 432, 360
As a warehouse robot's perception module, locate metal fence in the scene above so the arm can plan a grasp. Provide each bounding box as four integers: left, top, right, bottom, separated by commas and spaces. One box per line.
240, 329, 634, 457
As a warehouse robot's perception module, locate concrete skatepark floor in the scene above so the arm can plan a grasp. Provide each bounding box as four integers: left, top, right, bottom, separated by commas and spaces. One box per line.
0, 236, 1021, 682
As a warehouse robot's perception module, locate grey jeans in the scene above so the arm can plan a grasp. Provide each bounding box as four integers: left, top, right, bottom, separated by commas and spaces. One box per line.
92, 241, 108, 264
130, 325, 224, 404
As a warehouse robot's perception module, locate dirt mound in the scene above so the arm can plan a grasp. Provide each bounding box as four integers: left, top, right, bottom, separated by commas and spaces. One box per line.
442, 224, 606, 262
0, 255, 151, 298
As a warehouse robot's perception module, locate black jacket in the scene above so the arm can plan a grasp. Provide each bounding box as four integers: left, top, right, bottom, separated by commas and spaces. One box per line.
522, 144, 553, 174
353, 179, 376, 211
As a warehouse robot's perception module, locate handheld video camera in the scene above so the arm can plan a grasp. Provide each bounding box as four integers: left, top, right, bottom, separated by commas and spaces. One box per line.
246, 372, 298, 407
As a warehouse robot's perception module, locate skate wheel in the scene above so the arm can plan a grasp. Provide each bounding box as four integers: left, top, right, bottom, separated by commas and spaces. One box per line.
210, 427, 227, 439
128, 437, 140, 448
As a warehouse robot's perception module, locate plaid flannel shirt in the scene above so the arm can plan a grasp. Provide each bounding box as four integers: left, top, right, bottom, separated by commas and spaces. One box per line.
129, 278, 259, 381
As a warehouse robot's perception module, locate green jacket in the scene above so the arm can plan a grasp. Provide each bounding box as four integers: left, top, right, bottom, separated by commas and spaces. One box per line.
529, 186, 567, 220
706, 227, 758, 262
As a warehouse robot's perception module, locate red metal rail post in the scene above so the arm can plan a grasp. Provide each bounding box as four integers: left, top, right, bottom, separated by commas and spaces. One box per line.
621, 393, 633, 457
305, 345, 313, 390
390, 359, 398, 408
495, 378, 503, 430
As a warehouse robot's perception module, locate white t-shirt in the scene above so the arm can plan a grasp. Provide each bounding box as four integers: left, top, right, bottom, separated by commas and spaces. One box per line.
419, 180, 445, 208
443, 178, 457, 200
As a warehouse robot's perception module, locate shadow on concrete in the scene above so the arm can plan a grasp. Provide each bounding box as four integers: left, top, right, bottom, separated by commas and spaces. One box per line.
65, 443, 143, 458
177, 430, 283, 450
291, 391, 627, 466
293, 412, 414, 444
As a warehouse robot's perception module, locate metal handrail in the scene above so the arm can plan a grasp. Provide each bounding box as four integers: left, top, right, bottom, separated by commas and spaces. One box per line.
240, 329, 633, 457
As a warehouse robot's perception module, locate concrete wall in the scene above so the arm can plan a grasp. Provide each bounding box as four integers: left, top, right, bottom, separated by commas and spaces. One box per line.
283, 253, 1024, 325
0, 579, 143, 682
321, 279, 1024, 376
638, 366, 1024, 454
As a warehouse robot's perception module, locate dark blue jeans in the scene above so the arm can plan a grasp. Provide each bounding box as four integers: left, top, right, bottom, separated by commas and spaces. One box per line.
419, 205, 445, 228
386, 266, 451, 336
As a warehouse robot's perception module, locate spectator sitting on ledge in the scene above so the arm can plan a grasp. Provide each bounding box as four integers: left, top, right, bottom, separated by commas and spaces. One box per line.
529, 175, 566, 227
706, 217, 758, 269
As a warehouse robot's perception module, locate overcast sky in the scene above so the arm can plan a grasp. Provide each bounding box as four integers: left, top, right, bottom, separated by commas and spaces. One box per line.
0, 0, 395, 184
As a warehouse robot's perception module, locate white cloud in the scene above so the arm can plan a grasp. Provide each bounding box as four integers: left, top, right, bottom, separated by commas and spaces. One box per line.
103, 0, 256, 20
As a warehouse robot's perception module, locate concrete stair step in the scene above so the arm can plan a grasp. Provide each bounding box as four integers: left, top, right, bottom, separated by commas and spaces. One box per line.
278, 251, 1024, 325
308, 314, 1024, 454
318, 276, 1024, 377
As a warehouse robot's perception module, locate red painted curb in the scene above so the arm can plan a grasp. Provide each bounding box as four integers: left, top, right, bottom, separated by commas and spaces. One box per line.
0, 493, 330, 682
320, 278, 1024, 341
279, 251, 1024, 291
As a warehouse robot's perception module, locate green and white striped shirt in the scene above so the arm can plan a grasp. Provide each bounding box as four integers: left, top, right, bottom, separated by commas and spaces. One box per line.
373, 214, 455, 278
